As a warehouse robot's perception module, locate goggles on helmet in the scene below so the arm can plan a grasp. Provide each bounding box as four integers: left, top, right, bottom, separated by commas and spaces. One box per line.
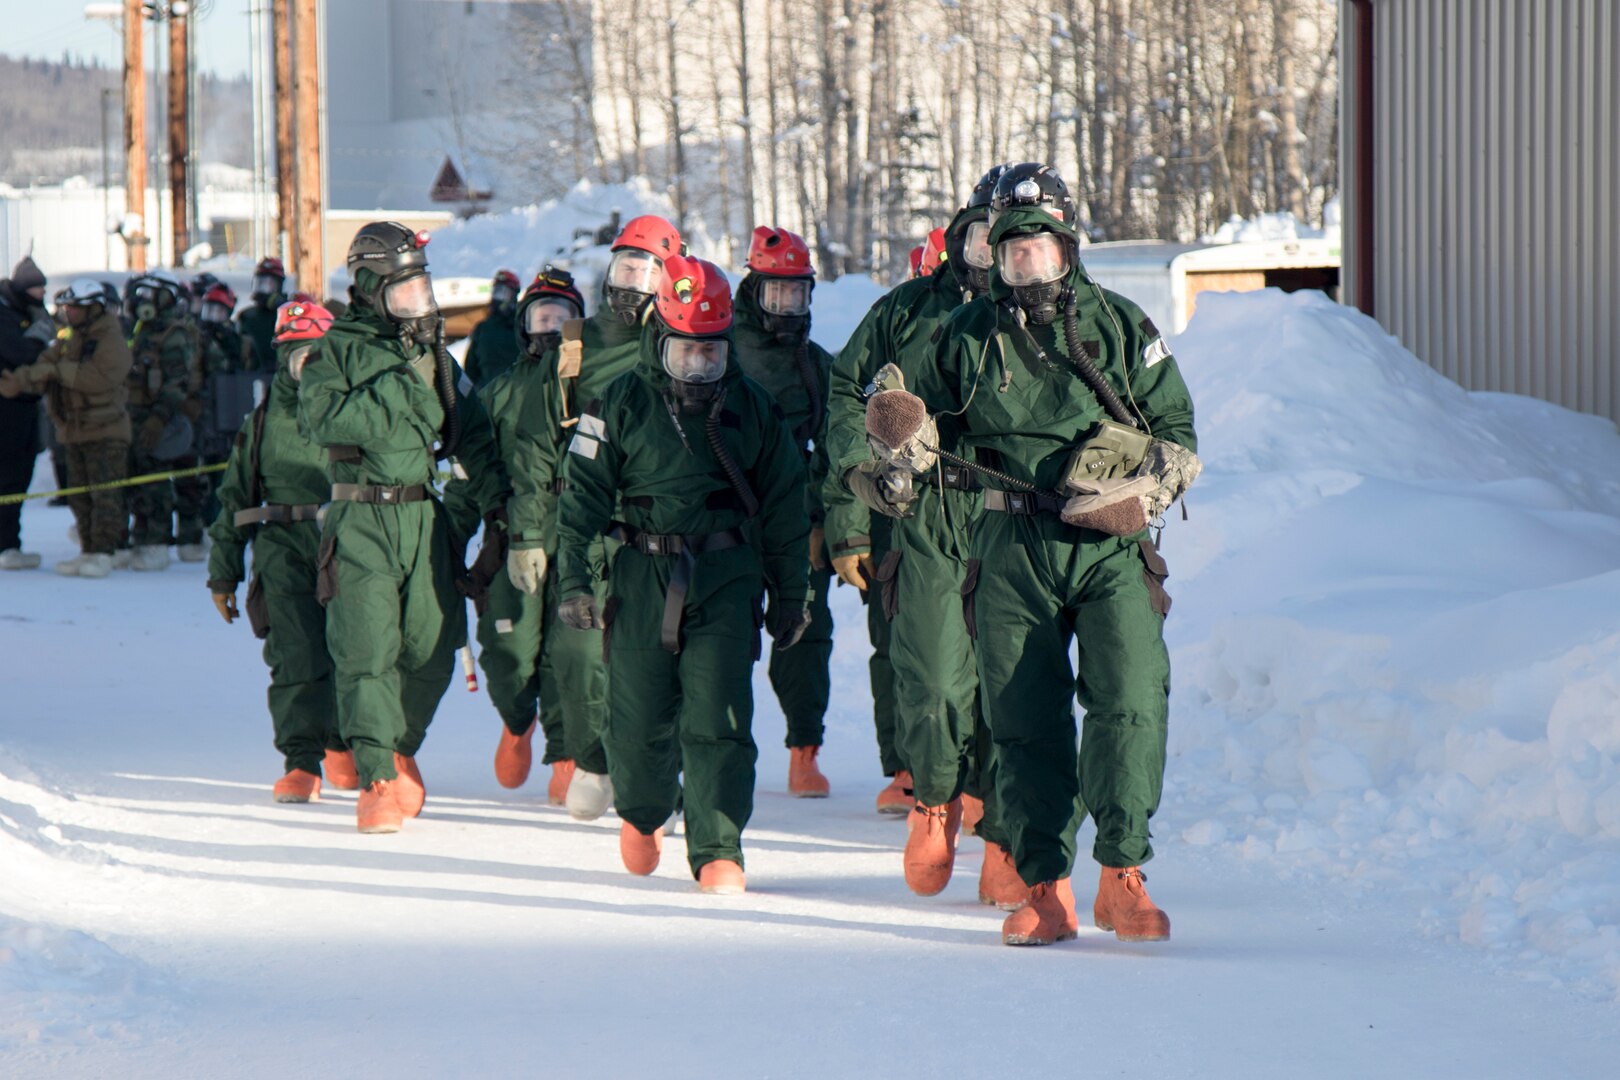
996, 233, 1070, 287
607, 249, 662, 295
661, 336, 728, 385
963, 222, 994, 269
758, 277, 812, 317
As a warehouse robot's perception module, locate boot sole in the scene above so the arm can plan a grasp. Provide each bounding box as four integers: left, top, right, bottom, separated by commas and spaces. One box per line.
876, 804, 912, 816
547, 796, 567, 807
1095, 918, 1171, 942
273, 793, 318, 803
1002, 930, 1078, 946
698, 884, 746, 895
982, 893, 1030, 911
358, 822, 402, 833
790, 789, 830, 798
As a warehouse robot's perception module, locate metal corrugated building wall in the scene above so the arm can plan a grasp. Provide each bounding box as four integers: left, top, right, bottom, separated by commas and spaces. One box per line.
1341, 0, 1620, 421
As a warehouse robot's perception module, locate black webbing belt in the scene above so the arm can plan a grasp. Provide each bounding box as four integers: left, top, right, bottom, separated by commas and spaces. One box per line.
232, 503, 322, 527
981, 489, 1066, 516
606, 522, 748, 652
920, 464, 980, 491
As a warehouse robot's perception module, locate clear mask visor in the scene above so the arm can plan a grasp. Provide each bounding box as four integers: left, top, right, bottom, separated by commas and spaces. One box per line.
661, 336, 728, 384
607, 249, 662, 295
383, 274, 437, 320
996, 233, 1070, 287
525, 298, 576, 337
491, 282, 517, 305
963, 222, 993, 269
759, 277, 812, 316
201, 300, 232, 324
251, 274, 281, 297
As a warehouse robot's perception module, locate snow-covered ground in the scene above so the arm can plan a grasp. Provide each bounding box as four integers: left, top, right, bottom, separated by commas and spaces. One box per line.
3, 288, 1619, 1076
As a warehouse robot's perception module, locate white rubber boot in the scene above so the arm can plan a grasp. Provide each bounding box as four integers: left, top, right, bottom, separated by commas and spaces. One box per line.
0, 549, 41, 570
111, 549, 133, 570
566, 769, 613, 822
54, 554, 86, 576
177, 542, 208, 563
77, 553, 113, 578
129, 545, 171, 571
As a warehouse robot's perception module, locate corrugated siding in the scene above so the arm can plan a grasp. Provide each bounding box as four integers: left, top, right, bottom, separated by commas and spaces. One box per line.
1345, 0, 1619, 421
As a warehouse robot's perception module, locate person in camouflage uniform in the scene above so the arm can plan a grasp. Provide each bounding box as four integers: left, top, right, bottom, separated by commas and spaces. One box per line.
208, 299, 355, 802
124, 270, 197, 572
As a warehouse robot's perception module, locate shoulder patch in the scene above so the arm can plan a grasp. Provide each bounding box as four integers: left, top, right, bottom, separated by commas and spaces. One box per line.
1138, 316, 1160, 341
1143, 337, 1172, 369
567, 433, 599, 460
577, 412, 608, 442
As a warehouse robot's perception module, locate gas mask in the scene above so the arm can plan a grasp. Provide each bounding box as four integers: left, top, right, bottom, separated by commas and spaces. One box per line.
603, 249, 661, 325
661, 334, 727, 413
380, 271, 441, 347
997, 232, 1070, 325
522, 297, 577, 357
490, 281, 518, 317
756, 276, 813, 343
251, 274, 282, 302
954, 220, 994, 296
132, 284, 172, 325
200, 300, 232, 326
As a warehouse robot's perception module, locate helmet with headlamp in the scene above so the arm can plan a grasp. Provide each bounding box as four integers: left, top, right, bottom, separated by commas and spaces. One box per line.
989, 163, 1080, 325
653, 254, 733, 412
603, 215, 683, 326
272, 298, 333, 382
346, 221, 440, 345
517, 265, 586, 357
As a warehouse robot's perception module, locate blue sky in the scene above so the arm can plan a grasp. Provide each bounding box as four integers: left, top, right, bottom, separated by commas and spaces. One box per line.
4, 0, 251, 78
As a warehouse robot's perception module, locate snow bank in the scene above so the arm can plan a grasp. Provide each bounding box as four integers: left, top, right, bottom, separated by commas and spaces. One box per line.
1203, 196, 1341, 246
1164, 289, 1620, 996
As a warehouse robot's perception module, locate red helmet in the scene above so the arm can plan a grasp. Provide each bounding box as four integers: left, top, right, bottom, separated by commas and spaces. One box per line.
255, 257, 286, 279
655, 255, 732, 336
273, 299, 334, 343
493, 269, 521, 291
919, 228, 947, 276
908, 245, 924, 278
202, 282, 238, 308
524, 265, 585, 317
612, 215, 683, 258
747, 226, 813, 277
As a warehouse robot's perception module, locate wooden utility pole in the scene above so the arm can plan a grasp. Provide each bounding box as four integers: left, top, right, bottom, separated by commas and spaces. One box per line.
291, 0, 323, 296
168, 6, 191, 258
123, 0, 147, 271
271, 0, 296, 274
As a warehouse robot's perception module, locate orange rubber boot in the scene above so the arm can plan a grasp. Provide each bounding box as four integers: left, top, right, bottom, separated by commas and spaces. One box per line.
357, 780, 404, 834
978, 841, 1031, 910
393, 753, 425, 817
323, 750, 359, 790
876, 770, 915, 816
902, 798, 963, 896
1093, 867, 1171, 942
547, 759, 576, 806
272, 769, 321, 804
697, 860, 746, 895
960, 794, 984, 836
788, 746, 830, 798
494, 719, 536, 789
620, 821, 663, 875
1001, 879, 1079, 946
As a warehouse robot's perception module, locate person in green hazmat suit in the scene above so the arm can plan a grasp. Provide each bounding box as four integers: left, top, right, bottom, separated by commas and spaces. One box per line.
462, 269, 522, 386
124, 270, 197, 572
856, 163, 1200, 946
730, 225, 837, 798
207, 299, 356, 803
235, 257, 287, 373
504, 215, 687, 822
298, 221, 509, 834
442, 266, 591, 803
552, 254, 811, 893
825, 166, 1027, 907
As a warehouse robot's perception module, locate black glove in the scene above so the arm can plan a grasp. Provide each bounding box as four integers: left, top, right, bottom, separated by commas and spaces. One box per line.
769, 602, 812, 650
557, 592, 602, 631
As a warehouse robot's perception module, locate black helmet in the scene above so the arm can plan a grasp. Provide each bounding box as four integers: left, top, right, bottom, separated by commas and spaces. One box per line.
967, 164, 1011, 211
189, 272, 222, 316
346, 221, 438, 344
128, 270, 185, 323
346, 221, 430, 283
989, 163, 1078, 232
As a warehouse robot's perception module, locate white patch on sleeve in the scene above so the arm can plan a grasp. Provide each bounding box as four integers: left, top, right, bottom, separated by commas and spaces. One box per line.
568, 433, 599, 460
578, 413, 608, 442
494, 619, 514, 634
1143, 337, 1172, 369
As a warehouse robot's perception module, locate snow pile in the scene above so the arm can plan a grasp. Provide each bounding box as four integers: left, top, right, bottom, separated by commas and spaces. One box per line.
1203, 196, 1341, 245
1164, 288, 1620, 995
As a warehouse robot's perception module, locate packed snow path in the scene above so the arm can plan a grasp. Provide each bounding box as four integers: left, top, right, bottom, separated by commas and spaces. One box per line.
5, 289, 1620, 1074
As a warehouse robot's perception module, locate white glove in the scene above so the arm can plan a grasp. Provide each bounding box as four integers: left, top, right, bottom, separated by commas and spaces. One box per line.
507, 547, 548, 596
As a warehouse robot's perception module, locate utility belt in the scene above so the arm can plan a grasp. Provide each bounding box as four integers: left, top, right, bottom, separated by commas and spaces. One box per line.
233, 502, 323, 527
330, 482, 428, 505
606, 521, 749, 652
920, 464, 979, 491
982, 489, 1066, 517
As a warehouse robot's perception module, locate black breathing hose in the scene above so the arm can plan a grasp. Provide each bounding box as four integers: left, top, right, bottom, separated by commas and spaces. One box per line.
433, 325, 462, 459
706, 388, 761, 519
794, 340, 822, 446
1060, 288, 1140, 430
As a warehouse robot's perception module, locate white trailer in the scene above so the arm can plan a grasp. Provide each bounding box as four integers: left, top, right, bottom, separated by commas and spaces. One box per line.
1078, 238, 1341, 336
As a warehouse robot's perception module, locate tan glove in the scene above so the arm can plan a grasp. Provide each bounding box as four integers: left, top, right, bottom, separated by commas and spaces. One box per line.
808, 526, 826, 571
137, 413, 166, 452
212, 591, 238, 624
831, 551, 875, 591
507, 546, 548, 597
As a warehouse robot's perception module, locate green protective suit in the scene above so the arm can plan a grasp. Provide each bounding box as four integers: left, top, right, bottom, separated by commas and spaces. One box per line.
553, 325, 811, 877
505, 310, 650, 776
236, 295, 285, 373
298, 307, 509, 788
462, 305, 520, 386
206, 342, 341, 776
911, 206, 1197, 884
731, 275, 835, 750
823, 209, 1004, 847
126, 317, 195, 546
